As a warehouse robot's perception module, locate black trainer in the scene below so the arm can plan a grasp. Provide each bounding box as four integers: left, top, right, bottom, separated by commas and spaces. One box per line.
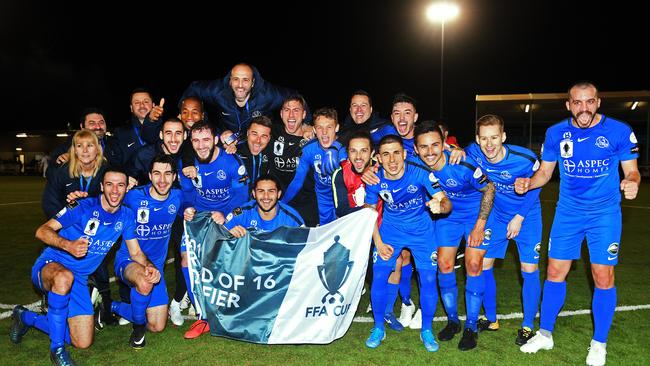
94, 300, 117, 330
515, 326, 534, 346
50, 346, 76, 366
9, 305, 30, 344
130, 324, 146, 349
437, 320, 461, 341
477, 317, 499, 332
458, 328, 478, 351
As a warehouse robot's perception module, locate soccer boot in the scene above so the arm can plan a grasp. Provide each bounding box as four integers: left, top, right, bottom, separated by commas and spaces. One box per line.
438, 320, 461, 341
383, 313, 404, 331
130, 324, 146, 349
169, 299, 184, 326
184, 319, 210, 339
520, 331, 554, 353
365, 327, 386, 349
515, 326, 534, 346
586, 339, 607, 366
398, 302, 416, 328
50, 346, 76, 366
9, 305, 30, 344
477, 316, 499, 332
420, 329, 440, 352
458, 328, 478, 351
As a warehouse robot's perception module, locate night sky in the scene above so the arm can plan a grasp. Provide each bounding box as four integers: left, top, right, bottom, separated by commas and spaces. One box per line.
1, 0, 647, 143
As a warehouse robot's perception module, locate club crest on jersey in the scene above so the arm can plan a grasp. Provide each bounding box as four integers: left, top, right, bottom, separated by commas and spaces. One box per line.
560, 139, 573, 158
595, 136, 609, 149
217, 170, 227, 180
274, 140, 284, 156
500, 170, 512, 180
445, 179, 458, 187
114, 221, 123, 232
607, 243, 619, 256
93, 210, 99, 218
249, 220, 258, 227
168, 204, 177, 215
137, 207, 150, 224
318, 235, 354, 304
407, 184, 418, 193
84, 218, 100, 236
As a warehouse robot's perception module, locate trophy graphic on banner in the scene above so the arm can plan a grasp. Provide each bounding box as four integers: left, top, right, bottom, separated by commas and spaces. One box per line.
318, 236, 354, 304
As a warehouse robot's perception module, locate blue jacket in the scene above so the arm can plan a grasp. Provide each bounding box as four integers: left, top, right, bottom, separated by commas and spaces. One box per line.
114, 115, 162, 166
42, 163, 107, 218
182, 65, 311, 135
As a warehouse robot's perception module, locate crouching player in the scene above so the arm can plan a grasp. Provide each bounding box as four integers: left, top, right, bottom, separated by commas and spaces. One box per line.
106, 155, 182, 349
364, 135, 451, 352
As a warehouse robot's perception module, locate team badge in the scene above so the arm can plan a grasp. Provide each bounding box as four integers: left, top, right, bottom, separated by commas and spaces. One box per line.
445, 179, 458, 187
380, 182, 388, 189
500, 170, 512, 180
560, 139, 573, 158
137, 207, 150, 224
114, 221, 123, 232
274, 140, 284, 156
217, 170, 227, 180
84, 218, 100, 236
250, 220, 258, 227
595, 136, 609, 148
407, 184, 418, 193
168, 204, 177, 215
563, 131, 572, 139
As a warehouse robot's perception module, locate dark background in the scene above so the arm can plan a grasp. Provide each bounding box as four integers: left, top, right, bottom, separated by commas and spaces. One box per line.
1, 0, 647, 143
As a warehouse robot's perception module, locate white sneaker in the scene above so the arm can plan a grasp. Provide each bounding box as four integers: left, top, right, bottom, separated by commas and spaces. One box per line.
586, 340, 607, 366
180, 292, 191, 310
90, 287, 100, 307
398, 303, 416, 328
118, 317, 131, 326
188, 304, 197, 317
169, 300, 184, 326
366, 302, 373, 314
409, 309, 422, 329
520, 331, 554, 353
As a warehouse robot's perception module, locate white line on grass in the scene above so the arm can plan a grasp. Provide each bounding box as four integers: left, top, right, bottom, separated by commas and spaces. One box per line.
351, 304, 650, 323
0, 200, 40, 206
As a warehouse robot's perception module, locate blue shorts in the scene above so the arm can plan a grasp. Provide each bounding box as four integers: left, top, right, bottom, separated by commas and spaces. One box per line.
549, 208, 621, 265
31, 254, 93, 318
480, 213, 542, 264
434, 217, 474, 247
373, 221, 438, 270
115, 257, 168, 308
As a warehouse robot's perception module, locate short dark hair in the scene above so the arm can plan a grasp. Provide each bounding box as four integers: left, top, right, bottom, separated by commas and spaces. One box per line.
79, 107, 105, 126
254, 174, 281, 191
378, 134, 403, 149
282, 94, 307, 109
102, 166, 128, 182
351, 90, 373, 107
163, 117, 184, 129
475, 114, 505, 135
190, 120, 216, 137
130, 87, 153, 102
568, 80, 599, 98
346, 130, 372, 152
249, 115, 273, 130
414, 120, 444, 141
149, 153, 177, 175
392, 93, 417, 111
180, 96, 204, 112
313, 107, 338, 124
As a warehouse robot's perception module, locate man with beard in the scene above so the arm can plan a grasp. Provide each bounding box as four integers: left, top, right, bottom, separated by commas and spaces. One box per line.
269, 95, 319, 226
373, 93, 420, 157
10, 168, 152, 366
128, 118, 186, 185
339, 90, 389, 147
224, 175, 304, 237
332, 130, 375, 217
517, 82, 640, 366
178, 120, 246, 339
104, 155, 182, 349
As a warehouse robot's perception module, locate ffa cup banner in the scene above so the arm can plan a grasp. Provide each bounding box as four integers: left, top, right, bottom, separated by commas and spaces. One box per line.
183, 208, 377, 344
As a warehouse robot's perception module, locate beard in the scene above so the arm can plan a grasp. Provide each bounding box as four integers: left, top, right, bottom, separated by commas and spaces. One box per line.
196, 145, 215, 164
258, 201, 278, 213
573, 111, 595, 128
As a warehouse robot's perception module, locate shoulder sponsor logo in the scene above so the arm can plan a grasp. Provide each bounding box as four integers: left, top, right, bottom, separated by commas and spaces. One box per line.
577, 137, 590, 142
428, 172, 438, 183
473, 167, 483, 179
595, 136, 609, 148
533, 160, 540, 172
237, 165, 246, 176
630, 132, 638, 144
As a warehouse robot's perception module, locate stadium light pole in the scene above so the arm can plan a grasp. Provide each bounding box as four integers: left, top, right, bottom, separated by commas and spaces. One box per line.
426, 2, 459, 119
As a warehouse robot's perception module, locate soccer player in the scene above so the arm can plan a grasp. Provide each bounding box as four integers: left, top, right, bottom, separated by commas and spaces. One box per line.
224, 174, 304, 236
373, 93, 420, 156
412, 122, 495, 349
364, 134, 451, 352
233, 116, 272, 201
463, 114, 543, 348
10, 168, 154, 366
105, 155, 182, 349
517, 82, 640, 366
178, 120, 247, 339
281, 107, 346, 225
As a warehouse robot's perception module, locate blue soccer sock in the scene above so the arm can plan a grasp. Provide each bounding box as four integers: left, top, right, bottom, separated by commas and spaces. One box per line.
465, 273, 484, 331
370, 266, 392, 330
129, 287, 151, 326
438, 271, 459, 323
46, 291, 70, 351
540, 280, 566, 333
418, 269, 438, 332
399, 263, 413, 305
384, 283, 399, 316
22, 311, 70, 344
593, 287, 616, 343
482, 268, 497, 322
111, 301, 133, 323
521, 270, 541, 329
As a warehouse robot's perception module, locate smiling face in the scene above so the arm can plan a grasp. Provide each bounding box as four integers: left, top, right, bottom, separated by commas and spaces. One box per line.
74, 136, 99, 166
130, 92, 153, 120
280, 100, 306, 135
101, 171, 127, 209
229, 64, 254, 103
567, 85, 601, 128
180, 98, 204, 130
191, 128, 217, 163
476, 124, 506, 163
83, 113, 107, 139
350, 94, 372, 125
415, 131, 444, 170
347, 137, 373, 173
161, 121, 185, 155
253, 179, 281, 213
314, 115, 339, 148
391, 102, 418, 139
247, 122, 271, 156
378, 141, 406, 179
149, 162, 175, 198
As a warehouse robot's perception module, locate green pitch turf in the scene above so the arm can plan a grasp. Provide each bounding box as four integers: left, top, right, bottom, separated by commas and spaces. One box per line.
1, 176, 649, 365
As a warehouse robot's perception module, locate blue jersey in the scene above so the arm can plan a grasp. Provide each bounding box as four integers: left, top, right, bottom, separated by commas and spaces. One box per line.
413, 151, 489, 221
373, 125, 416, 157
366, 161, 443, 228
542, 116, 639, 211
41, 196, 136, 277
224, 201, 304, 232
179, 151, 247, 214
281, 139, 347, 225
116, 185, 182, 269
466, 143, 541, 222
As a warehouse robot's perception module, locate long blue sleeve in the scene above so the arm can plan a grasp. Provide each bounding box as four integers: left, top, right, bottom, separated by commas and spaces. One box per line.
281, 154, 310, 203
